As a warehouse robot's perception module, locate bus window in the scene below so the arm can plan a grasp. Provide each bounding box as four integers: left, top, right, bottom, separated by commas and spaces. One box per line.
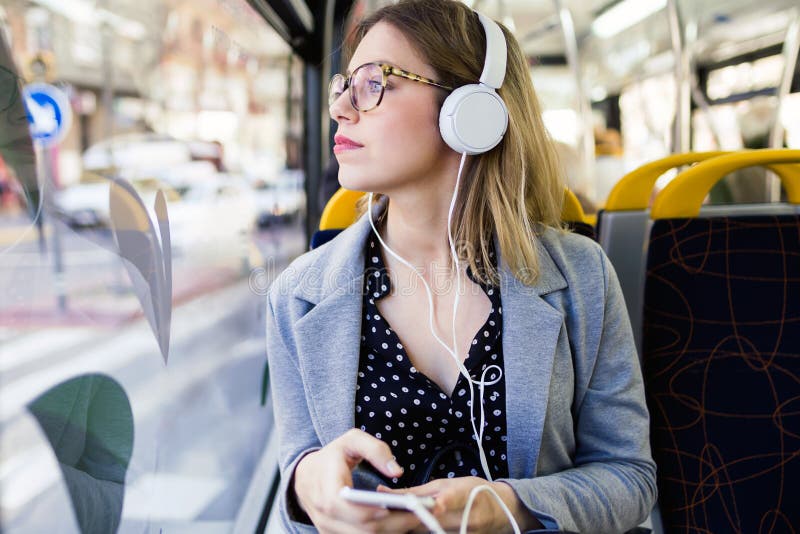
0, 1, 305, 532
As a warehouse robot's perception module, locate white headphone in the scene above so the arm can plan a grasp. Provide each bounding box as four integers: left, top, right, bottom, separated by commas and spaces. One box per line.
365, 11, 522, 532
438, 11, 509, 155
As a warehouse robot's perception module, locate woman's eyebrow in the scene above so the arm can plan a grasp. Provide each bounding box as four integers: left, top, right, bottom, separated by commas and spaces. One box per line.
345, 59, 400, 75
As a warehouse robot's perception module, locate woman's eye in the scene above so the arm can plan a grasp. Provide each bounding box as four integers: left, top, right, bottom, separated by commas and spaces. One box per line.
367, 80, 382, 93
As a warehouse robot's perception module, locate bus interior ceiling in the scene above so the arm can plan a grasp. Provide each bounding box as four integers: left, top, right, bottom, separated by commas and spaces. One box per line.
254, 0, 800, 229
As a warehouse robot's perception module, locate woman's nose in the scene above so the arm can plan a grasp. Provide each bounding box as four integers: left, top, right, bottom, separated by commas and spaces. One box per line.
329, 89, 357, 123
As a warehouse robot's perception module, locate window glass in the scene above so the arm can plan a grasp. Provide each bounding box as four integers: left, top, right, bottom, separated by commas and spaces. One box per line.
707, 55, 784, 101
0, 1, 304, 531
619, 73, 676, 168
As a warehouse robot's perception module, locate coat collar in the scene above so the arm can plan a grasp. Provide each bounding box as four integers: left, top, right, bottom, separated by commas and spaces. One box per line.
293, 203, 567, 478
292, 200, 567, 305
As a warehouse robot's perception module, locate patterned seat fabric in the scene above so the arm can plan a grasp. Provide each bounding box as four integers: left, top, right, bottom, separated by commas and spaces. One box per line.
642, 215, 800, 533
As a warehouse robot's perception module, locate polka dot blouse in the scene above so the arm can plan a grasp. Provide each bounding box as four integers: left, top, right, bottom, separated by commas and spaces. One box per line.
355, 230, 509, 488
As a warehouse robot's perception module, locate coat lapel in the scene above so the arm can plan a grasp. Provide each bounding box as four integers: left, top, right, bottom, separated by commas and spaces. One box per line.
294, 290, 364, 445
293, 211, 377, 445
292, 206, 569, 468
498, 236, 567, 478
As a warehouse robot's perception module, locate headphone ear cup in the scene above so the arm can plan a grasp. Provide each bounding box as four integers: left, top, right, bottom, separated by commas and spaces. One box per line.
439, 84, 509, 155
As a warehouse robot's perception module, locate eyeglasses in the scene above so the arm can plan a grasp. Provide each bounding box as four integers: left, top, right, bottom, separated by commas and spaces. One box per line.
328, 62, 452, 112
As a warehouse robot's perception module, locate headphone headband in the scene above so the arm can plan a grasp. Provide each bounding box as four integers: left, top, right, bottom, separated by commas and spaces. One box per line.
476, 12, 506, 90
438, 9, 509, 154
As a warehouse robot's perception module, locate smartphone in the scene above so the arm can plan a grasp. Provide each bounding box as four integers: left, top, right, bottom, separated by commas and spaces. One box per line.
339, 486, 436, 511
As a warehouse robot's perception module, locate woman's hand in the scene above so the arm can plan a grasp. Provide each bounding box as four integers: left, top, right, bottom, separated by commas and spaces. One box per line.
378, 476, 541, 533
292, 428, 423, 533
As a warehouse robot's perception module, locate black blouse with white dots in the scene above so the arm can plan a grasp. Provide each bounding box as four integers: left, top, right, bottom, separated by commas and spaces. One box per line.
355, 230, 509, 488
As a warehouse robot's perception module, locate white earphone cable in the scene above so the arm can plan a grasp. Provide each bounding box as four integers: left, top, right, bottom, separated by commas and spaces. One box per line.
446, 153, 494, 481
367, 154, 496, 480
404, 483, 521, 534
367, 151, 520, 534
459, 485, 522, 534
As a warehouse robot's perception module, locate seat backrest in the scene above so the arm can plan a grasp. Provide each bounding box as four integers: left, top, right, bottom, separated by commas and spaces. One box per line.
319, 188, 364, 230
641, 149, 800, 533
311, 187, 594, 248
600, 152, 733, 354
598, 151, 800, 356
562, 188, 596, 240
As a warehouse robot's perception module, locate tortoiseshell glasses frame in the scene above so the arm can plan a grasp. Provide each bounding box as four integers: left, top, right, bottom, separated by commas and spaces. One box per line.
328, 62, 452, 112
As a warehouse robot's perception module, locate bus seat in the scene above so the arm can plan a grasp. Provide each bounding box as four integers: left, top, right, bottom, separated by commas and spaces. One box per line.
319, 188, 364, 230
311, 187, 594, 249
310, 188, 363, 249
562, 187, 596, 240
598, 151, 800, 355
641, 149, 800, 533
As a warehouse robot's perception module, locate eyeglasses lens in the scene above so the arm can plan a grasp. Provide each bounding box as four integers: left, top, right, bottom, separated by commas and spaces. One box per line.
328, 74, 346, 107
329, 64, 384, 111
351, 64, 383, 111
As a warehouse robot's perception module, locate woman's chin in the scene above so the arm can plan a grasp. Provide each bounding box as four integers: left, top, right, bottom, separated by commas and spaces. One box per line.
338, 172, 377, 193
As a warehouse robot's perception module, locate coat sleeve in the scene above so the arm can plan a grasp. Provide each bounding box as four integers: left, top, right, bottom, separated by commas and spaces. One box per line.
497, 249, 657, 534
266, 289, 322, 533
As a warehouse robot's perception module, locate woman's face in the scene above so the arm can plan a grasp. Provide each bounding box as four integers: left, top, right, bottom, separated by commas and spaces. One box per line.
330, 22, 455, 193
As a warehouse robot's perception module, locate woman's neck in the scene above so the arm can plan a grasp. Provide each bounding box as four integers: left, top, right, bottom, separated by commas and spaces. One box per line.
380, 190, 456, 273
373, 151, 464, 278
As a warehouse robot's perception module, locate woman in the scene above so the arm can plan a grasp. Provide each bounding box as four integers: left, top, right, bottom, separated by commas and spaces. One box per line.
266, 1, 656, 532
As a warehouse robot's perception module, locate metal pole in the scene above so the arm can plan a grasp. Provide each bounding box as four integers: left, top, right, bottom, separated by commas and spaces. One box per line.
552, 0, 595, 197
37, 142, 67, 312
321, 0, 335, 171
688, 23, 727, 152
768, 8, 800, 201
304, 64, 322, 248
29, 53, 67, 312
666, 0, 691, 154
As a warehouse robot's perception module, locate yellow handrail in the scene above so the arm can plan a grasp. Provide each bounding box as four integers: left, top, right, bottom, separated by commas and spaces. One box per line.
606, 151, 800, 211
651, 149, 800, 219
605, 152, 730, 211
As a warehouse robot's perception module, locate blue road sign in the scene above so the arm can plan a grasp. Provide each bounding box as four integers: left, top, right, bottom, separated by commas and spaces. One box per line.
23, 83, 73, 148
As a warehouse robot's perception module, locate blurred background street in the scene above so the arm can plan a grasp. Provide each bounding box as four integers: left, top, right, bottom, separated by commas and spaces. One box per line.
0, 1, 309, 531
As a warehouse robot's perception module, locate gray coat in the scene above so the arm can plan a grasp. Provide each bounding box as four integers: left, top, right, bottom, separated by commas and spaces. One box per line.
266, 210, 657, 533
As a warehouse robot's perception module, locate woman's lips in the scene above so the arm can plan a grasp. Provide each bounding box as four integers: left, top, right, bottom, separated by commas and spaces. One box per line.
333, 143, 362, 153
334, 134, 363, 153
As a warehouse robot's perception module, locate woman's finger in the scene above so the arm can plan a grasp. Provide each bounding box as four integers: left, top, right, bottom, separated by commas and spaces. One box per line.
315, 513, 376, 534
338, 429, 404, 478
382, 478, 445, 496
372, 510, 423, 533
321, 504, 418, 533
328, 499, 391, 524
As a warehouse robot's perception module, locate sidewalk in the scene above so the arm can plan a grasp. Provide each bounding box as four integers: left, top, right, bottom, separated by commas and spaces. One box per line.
0, 217, 48, 247
0, 218, 304, 330
0, 263, 247, 328
0, 228, 269, 329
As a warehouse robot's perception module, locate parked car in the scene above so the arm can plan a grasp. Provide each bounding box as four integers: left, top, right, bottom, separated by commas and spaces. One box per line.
252, 169, 305, 228
82, 133, 192, 176
167, 176, 256, 262
54, 173, 180, 229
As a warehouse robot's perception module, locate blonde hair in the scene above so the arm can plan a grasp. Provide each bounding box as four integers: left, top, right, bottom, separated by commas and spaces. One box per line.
346, 0, 564, 286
